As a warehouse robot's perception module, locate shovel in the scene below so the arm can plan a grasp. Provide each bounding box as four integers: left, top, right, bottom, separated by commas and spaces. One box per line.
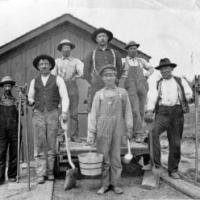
60, 118, 77, 190
122, 139, 133, 164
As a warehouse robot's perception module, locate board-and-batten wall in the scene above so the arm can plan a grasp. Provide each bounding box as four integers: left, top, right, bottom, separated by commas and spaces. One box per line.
0, 22, 125, 159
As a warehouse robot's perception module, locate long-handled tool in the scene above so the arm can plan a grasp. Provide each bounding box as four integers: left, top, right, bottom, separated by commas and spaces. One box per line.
194, 75, 200, 184
60, 118, 77, 190
122, 139, 133, 164
142, 122, 160, 189
16, 89, 22, 183
23, 87, 30, 190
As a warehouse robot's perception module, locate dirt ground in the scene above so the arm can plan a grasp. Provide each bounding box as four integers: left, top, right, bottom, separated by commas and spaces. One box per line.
53, 162, 190, 200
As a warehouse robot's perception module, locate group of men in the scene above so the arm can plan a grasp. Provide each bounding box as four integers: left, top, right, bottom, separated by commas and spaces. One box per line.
0, 27, 193, 195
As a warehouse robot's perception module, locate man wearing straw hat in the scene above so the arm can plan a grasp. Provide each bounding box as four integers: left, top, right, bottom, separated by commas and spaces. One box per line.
0, 76, 19, 184
145, 58, 193, 179
52, 39, 84, 143
28, 54, 69, 184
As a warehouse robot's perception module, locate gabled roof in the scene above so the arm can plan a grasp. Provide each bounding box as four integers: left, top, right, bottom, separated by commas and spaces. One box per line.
0, 13, 151, 59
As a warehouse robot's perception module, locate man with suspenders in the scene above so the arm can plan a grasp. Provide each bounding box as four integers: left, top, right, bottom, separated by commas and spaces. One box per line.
84, 28, 123, 136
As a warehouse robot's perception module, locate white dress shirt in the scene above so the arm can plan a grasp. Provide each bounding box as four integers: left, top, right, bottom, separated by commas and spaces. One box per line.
28, 74, 69, 113
51, 56, 84, 81
146, 76, 193, 111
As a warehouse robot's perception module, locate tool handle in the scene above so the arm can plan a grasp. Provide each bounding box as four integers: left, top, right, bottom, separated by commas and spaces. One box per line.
60, 118, 75, 169
127, 139, 131, 154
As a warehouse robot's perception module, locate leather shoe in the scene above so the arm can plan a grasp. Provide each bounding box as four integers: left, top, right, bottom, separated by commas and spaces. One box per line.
47, 175, 54, 181
169, 172, 180, 179
37, 176, 45, 184
97, 186, 109, 195
113, 186, 123, 194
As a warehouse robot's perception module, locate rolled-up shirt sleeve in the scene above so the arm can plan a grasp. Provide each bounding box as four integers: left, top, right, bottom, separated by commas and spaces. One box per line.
181, 77, 193, 101
141, 58, 154, 78
88, 91, 100, 135
75, 59, 84, 78
28, 79, 35, 104
56, 76, 69, 113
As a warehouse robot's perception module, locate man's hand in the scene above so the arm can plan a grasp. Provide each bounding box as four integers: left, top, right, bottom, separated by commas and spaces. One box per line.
87, 136, 95, 145
126, 131, 133, 140
144, 110, 154, 123
60, 112, 68, 123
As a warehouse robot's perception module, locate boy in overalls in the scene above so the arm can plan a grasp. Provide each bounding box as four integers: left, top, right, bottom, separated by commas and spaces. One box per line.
87, 64, 133, 195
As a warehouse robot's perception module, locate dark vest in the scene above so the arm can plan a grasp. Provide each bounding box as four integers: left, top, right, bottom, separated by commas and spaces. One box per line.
156, 76, 189, 114
34, 74, 60, 112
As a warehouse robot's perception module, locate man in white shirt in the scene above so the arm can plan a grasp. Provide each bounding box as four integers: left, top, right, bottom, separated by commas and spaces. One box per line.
145, 58, 193, 179
122, 41, 154, 143
28, 54, 69, 184
52, 39, 83, 143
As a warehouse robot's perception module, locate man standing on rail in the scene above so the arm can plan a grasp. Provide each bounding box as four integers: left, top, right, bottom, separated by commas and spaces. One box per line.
145, 58, 193, 179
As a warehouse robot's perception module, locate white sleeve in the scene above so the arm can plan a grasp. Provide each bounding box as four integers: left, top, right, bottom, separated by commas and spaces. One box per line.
56, 76, 69, 113
75, 59, 84, 77
181, 78, 193, 101
28, 79, 35, 104
146, 75, 160, 111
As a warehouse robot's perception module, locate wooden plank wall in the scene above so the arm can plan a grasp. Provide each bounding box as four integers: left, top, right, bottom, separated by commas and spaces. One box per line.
0, 22, 127, 159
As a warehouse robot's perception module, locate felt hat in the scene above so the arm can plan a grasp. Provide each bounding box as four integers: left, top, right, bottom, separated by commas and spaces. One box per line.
99, 64, 116, 76
33, 54, 55, 71
57, 39, 75, 51
155, 58, 177, 70
91, 28, 113, 43
125, 41, 140, 50
0, 76, 15, 87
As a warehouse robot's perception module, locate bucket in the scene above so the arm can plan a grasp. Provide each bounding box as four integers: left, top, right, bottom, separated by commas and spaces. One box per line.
78, 152, 103, 176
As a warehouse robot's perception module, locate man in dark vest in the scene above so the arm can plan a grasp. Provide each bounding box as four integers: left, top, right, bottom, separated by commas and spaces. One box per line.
84, 28, 123, 136
28, 55, 69, 184
0, 76, 19, 184
145, 58, 193, 179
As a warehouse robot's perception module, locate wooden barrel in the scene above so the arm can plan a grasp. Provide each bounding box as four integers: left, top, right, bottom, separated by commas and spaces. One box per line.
78, 152, 103, 176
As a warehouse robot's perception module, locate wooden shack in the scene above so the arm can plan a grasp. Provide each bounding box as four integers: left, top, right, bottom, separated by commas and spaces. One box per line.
0, 13, 151, 159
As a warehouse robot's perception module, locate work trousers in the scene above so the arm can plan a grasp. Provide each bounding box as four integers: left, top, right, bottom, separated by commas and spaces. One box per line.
152, 105, 184, 173
0, 105, 18, 182
96, 93, 124, 187
32, 109, 59, 177
66, 80, 79, 138
124, 67, 148, 135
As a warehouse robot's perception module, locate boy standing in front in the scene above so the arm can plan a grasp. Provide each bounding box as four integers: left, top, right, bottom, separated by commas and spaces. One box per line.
87, 64, 133, 195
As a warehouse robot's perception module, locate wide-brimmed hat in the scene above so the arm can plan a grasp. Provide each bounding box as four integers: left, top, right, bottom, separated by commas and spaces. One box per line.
125, 41, 140, 50
33, 54, 55, 71
57, 39, 75, 51
0, 76, 15, 87
155, 58, 177, 70
99, 64, 116, 76
91, 28, 113, 43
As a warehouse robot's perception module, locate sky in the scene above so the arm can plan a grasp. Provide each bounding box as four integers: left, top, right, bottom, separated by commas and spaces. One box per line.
0, 0, 200, 80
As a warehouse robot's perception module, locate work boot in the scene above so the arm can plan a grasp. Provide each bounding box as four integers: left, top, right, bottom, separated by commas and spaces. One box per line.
47, 174, 55, 181
8, 178, 16, 182
97, 186, 109, 195
112, 186, 123, 194
37, 176, 45, 184
169, 172, 180, 179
